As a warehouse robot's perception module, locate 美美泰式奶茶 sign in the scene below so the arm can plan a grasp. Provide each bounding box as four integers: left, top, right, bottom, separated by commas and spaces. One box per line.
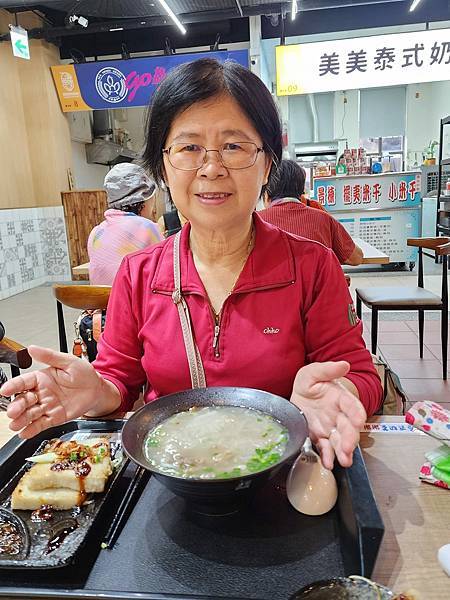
276, 28, 450, 95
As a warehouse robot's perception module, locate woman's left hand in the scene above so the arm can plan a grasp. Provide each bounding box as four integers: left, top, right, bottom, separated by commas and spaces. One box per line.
290, 361, 367, 470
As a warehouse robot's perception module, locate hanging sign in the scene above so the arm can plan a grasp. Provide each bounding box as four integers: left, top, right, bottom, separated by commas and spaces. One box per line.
10, 25, 30, 60
51, 49, 249, 112
276, 28, 450, 95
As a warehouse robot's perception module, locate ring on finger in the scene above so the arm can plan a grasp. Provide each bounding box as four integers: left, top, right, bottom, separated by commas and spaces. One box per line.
14, 390, 39, 408
328, 427, 338, 438
26, 390, 40, 407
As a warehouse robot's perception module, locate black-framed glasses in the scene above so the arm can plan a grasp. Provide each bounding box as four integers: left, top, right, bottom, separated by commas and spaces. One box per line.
162, 142, 264, 171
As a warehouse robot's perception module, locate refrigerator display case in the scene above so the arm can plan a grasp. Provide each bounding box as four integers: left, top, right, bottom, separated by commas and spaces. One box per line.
294, 141, 341, 194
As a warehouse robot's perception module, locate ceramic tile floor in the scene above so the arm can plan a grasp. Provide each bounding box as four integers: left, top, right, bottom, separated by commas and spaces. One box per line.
0, 262, 449, 412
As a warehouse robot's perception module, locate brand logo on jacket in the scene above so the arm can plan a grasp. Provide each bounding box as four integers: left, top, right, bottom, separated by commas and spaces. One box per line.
263, 327, 280, 334
95, 67, 128, 103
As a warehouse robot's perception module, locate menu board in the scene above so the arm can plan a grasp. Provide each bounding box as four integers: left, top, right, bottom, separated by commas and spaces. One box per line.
336, 208, 420, 263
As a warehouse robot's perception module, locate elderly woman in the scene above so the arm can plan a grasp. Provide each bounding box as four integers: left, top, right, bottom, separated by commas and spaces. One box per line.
88, 163, 163, 285
1, 59, 382, 470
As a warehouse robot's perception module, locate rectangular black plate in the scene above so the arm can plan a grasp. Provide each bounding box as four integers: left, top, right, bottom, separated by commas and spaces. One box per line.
0, 440, 384, 600
0, 419, 130, 569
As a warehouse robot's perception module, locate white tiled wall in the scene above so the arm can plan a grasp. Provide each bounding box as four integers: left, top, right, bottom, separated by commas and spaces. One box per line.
0, 206, 71, 300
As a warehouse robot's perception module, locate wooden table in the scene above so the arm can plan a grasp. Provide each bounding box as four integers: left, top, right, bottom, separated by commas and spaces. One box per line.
0, 413, 448, 597
353, 237, 390, 264
362, 416, 450, 597
72, 262, 89, 276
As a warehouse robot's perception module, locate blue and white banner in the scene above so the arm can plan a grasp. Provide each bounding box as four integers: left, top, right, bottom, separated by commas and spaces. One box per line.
51, 49, 249, 112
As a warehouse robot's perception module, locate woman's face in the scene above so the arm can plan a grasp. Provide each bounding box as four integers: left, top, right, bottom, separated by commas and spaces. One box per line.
162, 94, 272, 233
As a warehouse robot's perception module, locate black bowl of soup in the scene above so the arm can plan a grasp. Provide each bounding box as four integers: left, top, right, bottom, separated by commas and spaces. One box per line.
121, 387, 307, 514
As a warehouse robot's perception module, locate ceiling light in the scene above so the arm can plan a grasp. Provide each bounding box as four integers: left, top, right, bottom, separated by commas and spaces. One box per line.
155, 0, 186, 34
291, 0, 297, 21
409, 0, 424, 11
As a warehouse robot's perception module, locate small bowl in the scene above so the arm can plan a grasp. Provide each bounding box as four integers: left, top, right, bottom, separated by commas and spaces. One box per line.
121, 387, 307, 514
0, 508, 30, 561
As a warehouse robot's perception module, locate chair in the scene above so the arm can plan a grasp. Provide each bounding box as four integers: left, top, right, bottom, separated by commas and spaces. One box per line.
355, 237, 450, 380
52, 285, 111, 353
0, 336, 32, 378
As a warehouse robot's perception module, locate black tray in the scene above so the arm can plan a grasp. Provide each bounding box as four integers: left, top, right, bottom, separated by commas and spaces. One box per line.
0, 419, 131, 569
0, 429, 384, 600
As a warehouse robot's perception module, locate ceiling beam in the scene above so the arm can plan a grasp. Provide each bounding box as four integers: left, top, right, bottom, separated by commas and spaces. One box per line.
0, 0, 414, 42
0, 0, 407, 11
0, 4, 289, 41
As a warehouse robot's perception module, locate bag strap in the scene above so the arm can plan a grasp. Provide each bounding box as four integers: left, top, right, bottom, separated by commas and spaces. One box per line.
172, 231, 206, 389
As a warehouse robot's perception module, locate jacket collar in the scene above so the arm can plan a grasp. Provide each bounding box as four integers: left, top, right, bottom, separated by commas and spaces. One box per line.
271, 197, 302, 206
151, 213, 295, 295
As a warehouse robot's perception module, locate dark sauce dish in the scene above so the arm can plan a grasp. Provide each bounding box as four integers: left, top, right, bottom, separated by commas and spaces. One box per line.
0, 507, 30, 561
121, 386, 308, 514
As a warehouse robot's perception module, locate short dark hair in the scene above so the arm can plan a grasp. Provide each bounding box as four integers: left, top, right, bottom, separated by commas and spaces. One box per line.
142, 58, 282, 186
119, 201, 145, 216
267, 159, 306, 200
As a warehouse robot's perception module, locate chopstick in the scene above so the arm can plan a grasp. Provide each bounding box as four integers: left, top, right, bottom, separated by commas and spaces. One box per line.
101, 465, 150, 550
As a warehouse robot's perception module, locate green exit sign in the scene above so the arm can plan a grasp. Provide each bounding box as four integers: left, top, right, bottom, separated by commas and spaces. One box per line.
10, 25, 30, 60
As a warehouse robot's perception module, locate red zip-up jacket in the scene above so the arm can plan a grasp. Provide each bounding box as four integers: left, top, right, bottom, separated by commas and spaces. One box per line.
94, 214, 382, 415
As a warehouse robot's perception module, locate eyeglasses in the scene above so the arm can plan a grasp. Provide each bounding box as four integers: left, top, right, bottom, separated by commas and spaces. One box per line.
162, 142, 264, 171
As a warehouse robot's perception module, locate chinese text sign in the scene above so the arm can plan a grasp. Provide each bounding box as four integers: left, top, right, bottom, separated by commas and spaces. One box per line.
277, 29, 450, 95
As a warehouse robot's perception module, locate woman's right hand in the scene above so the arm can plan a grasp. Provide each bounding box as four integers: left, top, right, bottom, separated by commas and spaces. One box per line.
0, 345, 107, 439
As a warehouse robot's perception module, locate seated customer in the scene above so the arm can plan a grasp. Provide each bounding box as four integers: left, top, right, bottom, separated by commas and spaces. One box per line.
158, 206, 188, 238
260, 160, 363, 266
88, 163, 163, 285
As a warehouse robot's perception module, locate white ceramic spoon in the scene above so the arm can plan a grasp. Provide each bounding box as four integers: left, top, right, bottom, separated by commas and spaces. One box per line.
286, 437, 338, 516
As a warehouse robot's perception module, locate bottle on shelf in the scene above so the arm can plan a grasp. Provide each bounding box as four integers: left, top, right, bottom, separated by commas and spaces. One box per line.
445, 177, 450, 197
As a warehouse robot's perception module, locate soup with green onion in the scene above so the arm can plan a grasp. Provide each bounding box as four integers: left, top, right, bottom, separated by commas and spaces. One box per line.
144, 406, 289, 479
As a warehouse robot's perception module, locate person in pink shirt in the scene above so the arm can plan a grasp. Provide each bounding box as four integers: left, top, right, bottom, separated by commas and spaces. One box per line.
2, 59, 382, 470
87, 163, 163, 285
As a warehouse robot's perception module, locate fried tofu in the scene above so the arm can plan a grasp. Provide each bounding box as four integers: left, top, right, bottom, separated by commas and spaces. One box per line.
11, 485, 82, 511
11, 437, 113, 511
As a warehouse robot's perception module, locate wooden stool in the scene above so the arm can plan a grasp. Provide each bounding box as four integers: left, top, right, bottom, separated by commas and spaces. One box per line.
52, 284, 111, 353
0, 337, 32, 378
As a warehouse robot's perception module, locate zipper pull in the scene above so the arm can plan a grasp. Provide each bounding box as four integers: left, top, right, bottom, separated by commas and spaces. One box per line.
213, 325, 220, 356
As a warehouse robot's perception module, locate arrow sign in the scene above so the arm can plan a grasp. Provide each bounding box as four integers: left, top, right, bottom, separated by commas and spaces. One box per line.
15, 40, 28, 55
10, 25, 30, 60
